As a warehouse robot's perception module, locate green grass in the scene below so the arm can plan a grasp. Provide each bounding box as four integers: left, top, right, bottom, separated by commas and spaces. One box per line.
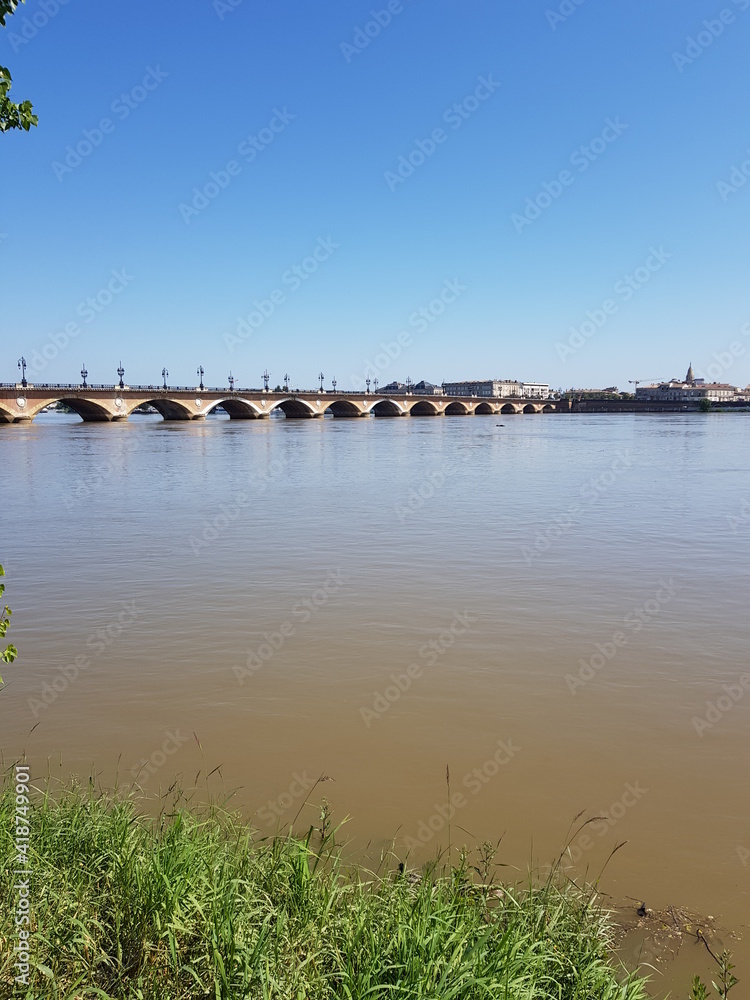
0, 774, 653, 1000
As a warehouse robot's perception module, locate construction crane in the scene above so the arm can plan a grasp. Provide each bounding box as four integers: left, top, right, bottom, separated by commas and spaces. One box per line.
629, 378, 663, 389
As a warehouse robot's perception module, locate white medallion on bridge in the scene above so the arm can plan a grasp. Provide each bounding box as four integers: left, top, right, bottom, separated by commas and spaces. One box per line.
261, 400, 266, 408
115, 397, 123, 409
195, 399, 202, 408
16, 397, 26, 408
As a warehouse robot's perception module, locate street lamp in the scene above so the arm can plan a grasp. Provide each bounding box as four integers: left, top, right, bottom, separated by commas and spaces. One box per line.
318, 371, 325, 392
81, 364, 88, 388
161, 367, 168, 390
17, 356, 27, 388
331, 377, 337, 392
228, 371, 235, 391
284, 373, 290, 391
406, 376, 413, 393
197, 365, 204, 391
117, 362, 125, 390
263, 369, 270, 391
373, 378, 379, 393
365, 378, 371, 394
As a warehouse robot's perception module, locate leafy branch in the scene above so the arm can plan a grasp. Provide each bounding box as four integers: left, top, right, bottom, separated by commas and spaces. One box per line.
0, 0, 37, 133
0, 564, 18, 684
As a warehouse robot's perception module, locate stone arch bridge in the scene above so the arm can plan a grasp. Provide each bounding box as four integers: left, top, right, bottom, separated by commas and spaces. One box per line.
0, 385, 559, 423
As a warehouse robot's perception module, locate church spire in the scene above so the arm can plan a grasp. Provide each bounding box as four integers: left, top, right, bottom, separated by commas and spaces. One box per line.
686, 362, 694, 384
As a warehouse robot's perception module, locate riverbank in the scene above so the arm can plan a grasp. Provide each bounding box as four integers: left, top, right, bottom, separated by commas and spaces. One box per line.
0, 775, 659, 999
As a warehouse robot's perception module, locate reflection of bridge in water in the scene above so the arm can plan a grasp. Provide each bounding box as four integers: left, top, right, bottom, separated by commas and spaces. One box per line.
0, 385, 560, 423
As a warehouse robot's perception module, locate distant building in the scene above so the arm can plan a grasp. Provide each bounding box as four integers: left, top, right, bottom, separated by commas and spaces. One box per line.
442, 379, 523, 397
379, 380, 443, 394
411, 380, 443, 394
635, 363, 738, 403
520, 382, 551, 399
563, 387, 620, 399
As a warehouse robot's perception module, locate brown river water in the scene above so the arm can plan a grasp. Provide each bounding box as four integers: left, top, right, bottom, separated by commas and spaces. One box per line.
1, 410, 748, 989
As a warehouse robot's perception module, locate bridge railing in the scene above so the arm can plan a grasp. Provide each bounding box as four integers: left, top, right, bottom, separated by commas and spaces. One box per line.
0, 383, 559, 402
0, 383, 119, 390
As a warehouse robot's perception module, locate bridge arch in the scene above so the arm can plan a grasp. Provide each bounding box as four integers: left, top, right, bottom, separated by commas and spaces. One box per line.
0, 403, 14, 423
500, 403, 519, 414
444, 400, 470, 415
475, 402, 495, 415
270, 397, 317, 419
409, 399, 439, 416
370, 398, 405, 417
543, 403, 555, 413
206, 398, 263, 419
34, 397, 118, 422
523, 403, 540, 414
324, 399, 363, 418
127, 398, 195, 421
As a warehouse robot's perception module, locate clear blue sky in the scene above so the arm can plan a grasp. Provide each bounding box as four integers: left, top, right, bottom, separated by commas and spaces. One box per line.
2, 0, 750, 391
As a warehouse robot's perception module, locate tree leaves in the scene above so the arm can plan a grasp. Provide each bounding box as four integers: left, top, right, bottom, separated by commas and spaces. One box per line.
0, 564, 18, 683
0, 1, 21, 28
0, 1, 37, 133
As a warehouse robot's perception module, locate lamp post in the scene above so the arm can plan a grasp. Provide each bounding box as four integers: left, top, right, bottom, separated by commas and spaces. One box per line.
406, 376, 413, 393
331, 377, 337, 392
284, 373, 290, 391
81, 364, 88, 389
365, 378, 371, 394
161, 367, 168, 390
373, 378, 379, 393
17, 356, 27, 388
318, 371, 325, 392
263, 369, 270, 391
228, 372, 235, 391
117, 362, 125, 390
197, 365, 204, 391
